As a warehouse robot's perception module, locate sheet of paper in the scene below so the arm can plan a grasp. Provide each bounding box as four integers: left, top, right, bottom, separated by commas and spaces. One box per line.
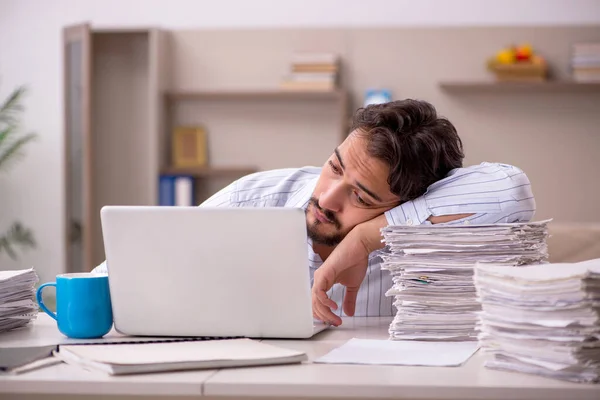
314, 338, 479, 367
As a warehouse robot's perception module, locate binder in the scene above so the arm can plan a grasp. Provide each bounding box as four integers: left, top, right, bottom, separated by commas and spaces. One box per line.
159, 175, 195, 206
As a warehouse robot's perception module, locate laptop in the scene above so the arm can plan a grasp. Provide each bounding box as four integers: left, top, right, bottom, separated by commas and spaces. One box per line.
99, 206, 329, 339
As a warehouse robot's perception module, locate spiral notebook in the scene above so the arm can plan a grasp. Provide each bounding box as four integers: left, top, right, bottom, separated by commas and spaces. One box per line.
1, 331, 243, 375
53, 338, 307, 375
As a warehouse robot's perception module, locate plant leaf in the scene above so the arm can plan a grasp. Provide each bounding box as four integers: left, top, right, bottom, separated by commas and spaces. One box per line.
0, 222, 36, 260
11, 222, 36, 247
0, 86, 26, 126
0, 126, 13, 148
0, 132, 37, 172
0, 236, 18, 260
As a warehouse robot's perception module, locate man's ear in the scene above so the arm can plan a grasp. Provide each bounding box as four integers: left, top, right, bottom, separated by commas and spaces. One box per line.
427, 213, 474, 224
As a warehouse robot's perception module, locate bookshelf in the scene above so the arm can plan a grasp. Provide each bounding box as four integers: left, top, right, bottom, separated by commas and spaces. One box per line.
161, 166, 258, 178
165, 89, 346, 101
64, 24, 162, 274
162, 87, 350, 209
164, 88, 350, 141
163, 87, 349, 203
439, 80, 600, 93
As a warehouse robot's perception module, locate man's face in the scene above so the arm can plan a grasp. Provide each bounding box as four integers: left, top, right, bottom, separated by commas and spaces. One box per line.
306, 132, 402, 246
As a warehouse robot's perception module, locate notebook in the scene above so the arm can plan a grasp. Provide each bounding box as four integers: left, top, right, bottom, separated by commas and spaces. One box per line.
0, 345, 60, 374
53, 338, 307, 375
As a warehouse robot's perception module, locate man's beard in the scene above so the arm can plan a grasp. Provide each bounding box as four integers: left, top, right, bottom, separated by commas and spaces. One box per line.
305, 196, 345, 247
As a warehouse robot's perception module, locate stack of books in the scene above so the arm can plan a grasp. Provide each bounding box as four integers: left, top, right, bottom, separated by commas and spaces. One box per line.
0, 268, 39, 333
380, 221, 550, 341
474, 258, 600, 383
571, 43, 600, 82
280, 53, 339, 91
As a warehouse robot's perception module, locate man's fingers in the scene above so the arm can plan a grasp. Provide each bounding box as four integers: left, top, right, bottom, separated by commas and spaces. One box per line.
316, 289, 338, 310
315, 300, 341, 326
343, 287, 359, 317
312, 266, 342, 325
312, 293, 342, 326
313, 308, 327, 323
313, 300, 341, 326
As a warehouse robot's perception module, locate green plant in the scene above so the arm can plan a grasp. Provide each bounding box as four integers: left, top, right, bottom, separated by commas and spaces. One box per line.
0, 85, 37, 259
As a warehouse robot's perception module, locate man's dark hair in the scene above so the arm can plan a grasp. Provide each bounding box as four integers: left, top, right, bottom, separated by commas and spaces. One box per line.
351, 99, 464, 202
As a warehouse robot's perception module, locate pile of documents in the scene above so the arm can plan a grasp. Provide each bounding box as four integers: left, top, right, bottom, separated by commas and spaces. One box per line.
380, 221, 549, 341
0, 268, 39, 333
474, 259, 600, 383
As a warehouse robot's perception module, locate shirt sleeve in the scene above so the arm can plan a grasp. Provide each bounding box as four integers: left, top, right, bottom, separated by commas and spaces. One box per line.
384, 162, 536, 226
198, 180, 239, 207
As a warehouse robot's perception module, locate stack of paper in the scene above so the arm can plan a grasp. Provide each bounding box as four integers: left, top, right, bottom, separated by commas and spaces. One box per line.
380, 221, 550, 341
0, 268, 39, 333
474, 259, 600, 383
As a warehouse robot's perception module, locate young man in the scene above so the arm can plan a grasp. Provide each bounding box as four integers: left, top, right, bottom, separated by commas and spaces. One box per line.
94, 99, 535, 326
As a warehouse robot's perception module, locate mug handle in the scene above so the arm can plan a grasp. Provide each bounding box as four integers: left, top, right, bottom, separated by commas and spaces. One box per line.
36, 283, 57, 321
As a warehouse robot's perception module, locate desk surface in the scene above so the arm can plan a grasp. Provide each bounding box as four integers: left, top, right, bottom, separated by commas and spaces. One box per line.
1, 314, 598, 400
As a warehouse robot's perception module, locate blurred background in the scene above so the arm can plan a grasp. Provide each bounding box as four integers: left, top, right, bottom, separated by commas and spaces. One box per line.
1, 0, 600, 285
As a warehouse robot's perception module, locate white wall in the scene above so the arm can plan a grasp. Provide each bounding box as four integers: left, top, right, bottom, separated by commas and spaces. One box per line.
0, 0, 599, 282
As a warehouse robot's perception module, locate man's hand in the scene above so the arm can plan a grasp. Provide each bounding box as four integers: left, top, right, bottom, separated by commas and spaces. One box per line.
311, 214, 388, 326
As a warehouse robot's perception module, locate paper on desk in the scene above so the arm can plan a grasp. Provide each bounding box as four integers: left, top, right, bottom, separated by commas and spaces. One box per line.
474, 258, 600, 383
0, 268, 39, 334
314, 338, 479, 367
380, 220, 551, 341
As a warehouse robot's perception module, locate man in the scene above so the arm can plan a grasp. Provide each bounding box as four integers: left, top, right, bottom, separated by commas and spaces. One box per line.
93, 99, 535, 326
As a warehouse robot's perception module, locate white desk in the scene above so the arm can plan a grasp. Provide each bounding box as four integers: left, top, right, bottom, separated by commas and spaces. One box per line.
1, 315, 598, 400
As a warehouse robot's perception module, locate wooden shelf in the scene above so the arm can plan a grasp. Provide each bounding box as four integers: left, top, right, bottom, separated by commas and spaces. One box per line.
439, 80, 600, 93
165, 89, 346, 102
161, 166, 258, 178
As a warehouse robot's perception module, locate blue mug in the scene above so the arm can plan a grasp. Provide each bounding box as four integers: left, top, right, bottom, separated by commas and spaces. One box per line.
36, 273, 113, 339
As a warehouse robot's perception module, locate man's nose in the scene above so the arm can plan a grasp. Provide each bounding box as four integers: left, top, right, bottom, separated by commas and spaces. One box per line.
318, 183, 343, 213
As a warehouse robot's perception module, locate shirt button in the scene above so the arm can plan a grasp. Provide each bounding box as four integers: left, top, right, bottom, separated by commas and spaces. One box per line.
406, 219, 413, 226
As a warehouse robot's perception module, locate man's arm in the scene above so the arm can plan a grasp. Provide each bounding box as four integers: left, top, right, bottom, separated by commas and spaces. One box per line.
312, 162, 536, 325
311, 212, 471, 325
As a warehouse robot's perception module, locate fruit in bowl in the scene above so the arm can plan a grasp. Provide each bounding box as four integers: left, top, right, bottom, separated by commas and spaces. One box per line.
493, 43, 534, 65
514, 43, 533, 61
496, 48, 516, 64
487, 43, 548, 81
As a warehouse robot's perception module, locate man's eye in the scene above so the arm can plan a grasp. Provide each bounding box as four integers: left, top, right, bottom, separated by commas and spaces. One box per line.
355, 192, 370, 206
328, 161, 341, 175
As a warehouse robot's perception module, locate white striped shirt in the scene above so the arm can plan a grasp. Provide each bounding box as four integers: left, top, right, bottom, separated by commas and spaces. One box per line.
93, 162, 535, 317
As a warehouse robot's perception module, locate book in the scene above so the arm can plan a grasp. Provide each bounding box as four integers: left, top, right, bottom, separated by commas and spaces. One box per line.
174, 175, 195, 206
53, 338, 307, 375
